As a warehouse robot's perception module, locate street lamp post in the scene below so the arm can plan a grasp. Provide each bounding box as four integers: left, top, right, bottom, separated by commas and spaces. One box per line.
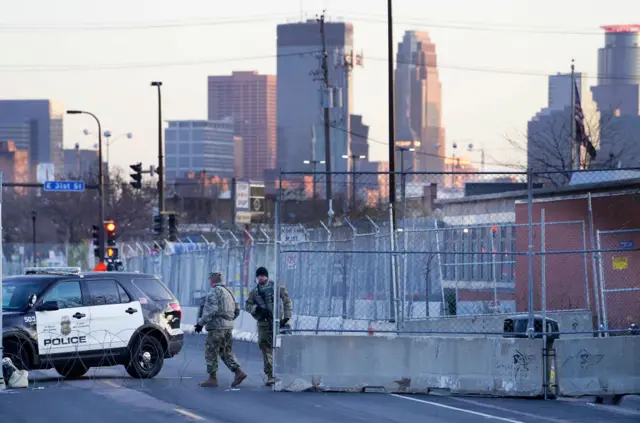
102, 130, 133, 173
342, 154, 366, 214
151, 82, 165, 221
67, 109, 105, 261
31, 210, 37, 267
303, 159, 325, 201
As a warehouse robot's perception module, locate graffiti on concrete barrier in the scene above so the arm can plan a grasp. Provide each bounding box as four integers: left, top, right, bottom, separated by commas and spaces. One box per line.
562, 349, 603, 370
513, 350, 534, 375
496, 350, 535, 378
571, 319, 579, 331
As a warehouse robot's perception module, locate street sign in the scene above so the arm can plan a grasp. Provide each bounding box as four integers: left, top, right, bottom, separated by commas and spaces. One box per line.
251, 197, 264, 212
235, 211, 251, 224
43, 180, 85, 192
36, 163, 55, 184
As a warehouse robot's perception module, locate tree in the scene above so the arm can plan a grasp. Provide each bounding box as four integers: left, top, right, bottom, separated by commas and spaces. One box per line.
501, 107, 623, 185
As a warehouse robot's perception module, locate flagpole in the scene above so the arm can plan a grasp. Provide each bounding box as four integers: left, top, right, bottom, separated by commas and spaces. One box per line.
570, 59, 579, 170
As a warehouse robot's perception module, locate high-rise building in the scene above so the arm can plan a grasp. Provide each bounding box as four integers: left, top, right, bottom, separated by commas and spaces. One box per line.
63, 144, 99, 178
591, 24, 640, 167
276, 19, 354, 181
207, 71, 276, 181
0, 99, 64, 175
349, 115, 369, 158
0, 141, 29, 184
394, 31, 446, 175
164, 118, 235, 183
527, 72, 598, 179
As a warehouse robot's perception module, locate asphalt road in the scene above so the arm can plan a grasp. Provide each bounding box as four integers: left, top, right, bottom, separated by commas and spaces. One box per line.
1, 335, 638, 423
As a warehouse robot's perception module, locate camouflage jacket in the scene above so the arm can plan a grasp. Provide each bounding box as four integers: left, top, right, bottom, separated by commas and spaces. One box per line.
197, 282, 240, 330
245, 280, 293, 328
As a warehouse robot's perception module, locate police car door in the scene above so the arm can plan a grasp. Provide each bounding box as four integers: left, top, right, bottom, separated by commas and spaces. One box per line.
35, 280, 92, 356
83, 278, 143, 351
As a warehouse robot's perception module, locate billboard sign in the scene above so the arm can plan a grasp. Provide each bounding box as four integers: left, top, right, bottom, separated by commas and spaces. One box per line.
235, 180, 250, 211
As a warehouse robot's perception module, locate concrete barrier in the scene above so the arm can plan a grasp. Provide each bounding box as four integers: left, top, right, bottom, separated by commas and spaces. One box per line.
556, 336, 640, 397
274, 335, 545, 397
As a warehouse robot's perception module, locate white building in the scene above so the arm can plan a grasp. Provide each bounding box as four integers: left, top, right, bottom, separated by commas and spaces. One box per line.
164, 118, 235, 182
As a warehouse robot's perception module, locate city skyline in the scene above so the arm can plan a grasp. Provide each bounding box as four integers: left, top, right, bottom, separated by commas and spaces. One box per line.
1, 0, 639, 176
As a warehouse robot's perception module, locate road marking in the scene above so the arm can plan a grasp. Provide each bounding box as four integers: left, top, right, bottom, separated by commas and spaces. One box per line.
445, 396, 571, 423
174, 408, 205, 421
390, 394, 526, 423
103, 381, 121, 388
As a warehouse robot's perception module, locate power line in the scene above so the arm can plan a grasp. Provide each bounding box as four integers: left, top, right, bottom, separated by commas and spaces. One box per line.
329, 124, 518, 168
369, 56, 640, 83
0, 13, 297, 31
0, 51, 321, 73
334, 12, 608, 36
2, 51, 636, 82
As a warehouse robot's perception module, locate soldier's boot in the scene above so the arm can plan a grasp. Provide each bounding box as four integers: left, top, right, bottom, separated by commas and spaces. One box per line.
199, 375, 218, 388
265, 375, 275, 386
231, 368, 247, 387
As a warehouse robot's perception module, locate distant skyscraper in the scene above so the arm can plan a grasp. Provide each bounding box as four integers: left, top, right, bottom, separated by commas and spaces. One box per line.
0, 99, 64, 175
394, 31, 446, 176
207, 71, 276, 181
63, 144, 98, 178
276, 19, 354, 180
164, 118, 235, 183
591, 24, 640, 167
349, 115, 369, 158
527, 72, 598, 178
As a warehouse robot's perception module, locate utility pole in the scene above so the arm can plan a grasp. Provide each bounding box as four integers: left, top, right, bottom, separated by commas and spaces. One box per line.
151, 81, 165, 220
387, 0, 397, 226
318, 12, 333, 222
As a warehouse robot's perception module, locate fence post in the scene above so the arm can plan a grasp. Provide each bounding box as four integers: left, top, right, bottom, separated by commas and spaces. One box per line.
366, 215, 380, 321
388, 201, 399, 328
587, 193, 603, 335
401, 170, 408, 326
526, 167, 535, 336
272, 170, 283, 391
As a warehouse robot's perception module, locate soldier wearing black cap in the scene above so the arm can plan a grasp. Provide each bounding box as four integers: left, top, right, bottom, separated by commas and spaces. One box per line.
245, 266, 292, 386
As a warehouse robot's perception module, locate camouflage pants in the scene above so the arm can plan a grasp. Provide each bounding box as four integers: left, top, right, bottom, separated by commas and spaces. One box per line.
257, 325, 273, 377
205, 329, 240, 376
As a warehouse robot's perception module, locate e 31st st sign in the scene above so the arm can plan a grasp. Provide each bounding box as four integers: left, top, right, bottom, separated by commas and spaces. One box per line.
43, 180, 85, 192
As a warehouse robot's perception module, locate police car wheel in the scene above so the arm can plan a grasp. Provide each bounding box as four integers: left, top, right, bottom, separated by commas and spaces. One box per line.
3, 339, 29, 371
126, 334, 165, 379
54, 361, 89, 379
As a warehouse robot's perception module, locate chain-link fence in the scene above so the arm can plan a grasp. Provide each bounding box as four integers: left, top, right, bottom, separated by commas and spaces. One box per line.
272, 168, 640, 337
13, 168, 634, 338
2, 242, 94, 277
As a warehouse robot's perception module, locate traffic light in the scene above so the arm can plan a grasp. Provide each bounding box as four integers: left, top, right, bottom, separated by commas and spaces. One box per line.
129, 162, 142, 189
105, 221, 116, 247
106, 246, 119, 260
168, 214, 178, 241
153, 214, 164, 237
92, 225, 101, 258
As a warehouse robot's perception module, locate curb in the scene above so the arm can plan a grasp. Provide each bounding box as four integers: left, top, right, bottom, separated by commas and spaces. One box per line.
181, 325, 258, 343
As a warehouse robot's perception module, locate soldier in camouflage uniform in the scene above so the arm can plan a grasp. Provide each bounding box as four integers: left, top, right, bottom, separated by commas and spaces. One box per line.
194, 272, 247, 388
245, 266, 292, 386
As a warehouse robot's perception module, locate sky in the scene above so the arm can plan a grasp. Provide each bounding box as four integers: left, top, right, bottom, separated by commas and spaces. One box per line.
1, 0, 638, 175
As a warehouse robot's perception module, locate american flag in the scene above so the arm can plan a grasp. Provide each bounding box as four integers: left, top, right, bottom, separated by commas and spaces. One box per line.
574, 81, 597, 159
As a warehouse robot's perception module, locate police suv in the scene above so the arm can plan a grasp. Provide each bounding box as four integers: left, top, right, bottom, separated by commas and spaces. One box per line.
1, 267, 184, 379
